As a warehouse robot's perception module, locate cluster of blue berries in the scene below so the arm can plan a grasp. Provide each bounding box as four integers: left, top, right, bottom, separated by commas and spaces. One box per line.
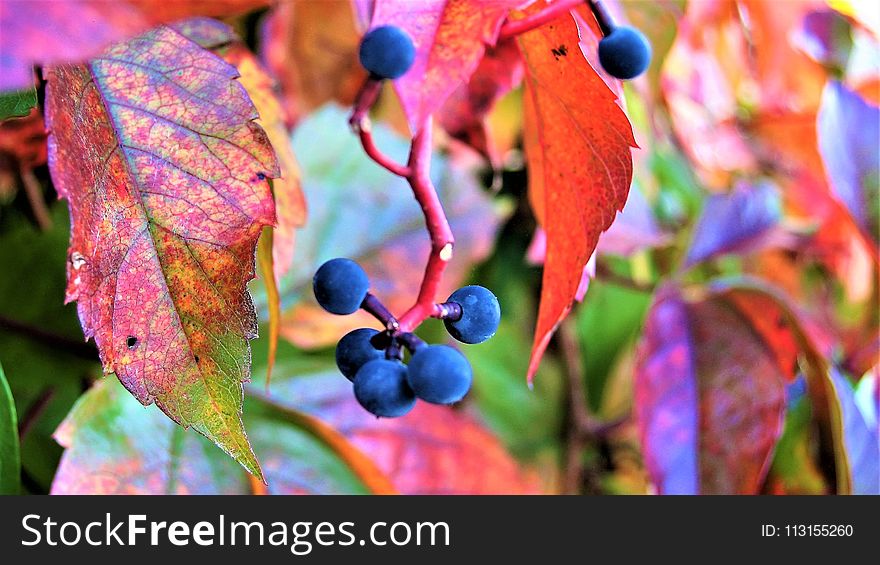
313, 258, 501, 418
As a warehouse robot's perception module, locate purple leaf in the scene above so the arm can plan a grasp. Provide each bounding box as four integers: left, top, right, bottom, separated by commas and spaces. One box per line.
817, 80, 880, 242
685, 181, 781, 266
634, 287, 699, 494
794, 9, 852, 69
829, 369, 879, 495
635, 286, 787, 494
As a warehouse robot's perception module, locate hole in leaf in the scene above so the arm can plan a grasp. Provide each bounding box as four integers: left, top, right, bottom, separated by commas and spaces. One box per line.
194, 355, 200, 363
256, 172, 266, 181
126, 336, 138, 349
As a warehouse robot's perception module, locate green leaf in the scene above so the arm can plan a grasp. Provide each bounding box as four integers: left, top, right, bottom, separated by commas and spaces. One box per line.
577, 281, 652, 412
764, 394, 829, 494
52, 375, 368, 495
467, 319, 565, 464
0, 203, 99, 491
0, 87, 37, 121
0, 362, 20, 494
54, 353, 539, 494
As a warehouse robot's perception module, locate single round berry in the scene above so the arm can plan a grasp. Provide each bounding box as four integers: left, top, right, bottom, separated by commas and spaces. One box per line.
354, 359, 416, 418
598, 26, 652, 80
359, 25, 416, 79
313, 258, 369, 315
336, 328, 384, 380
443, 285, 501, 344
407, 345, 473, 405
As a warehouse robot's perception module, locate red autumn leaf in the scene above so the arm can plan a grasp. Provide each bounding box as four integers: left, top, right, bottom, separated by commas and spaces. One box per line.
368, 0, 525, 132
515, 2, 636, 381
722, 290, 801, 381
634, 286, 787, 494
0, 0, 269, 91
45, 25, 280, 478
438, 37, 524, 163
172, 17, 308, 280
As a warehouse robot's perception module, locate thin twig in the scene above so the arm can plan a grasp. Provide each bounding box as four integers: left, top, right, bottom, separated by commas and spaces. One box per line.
350, 79, 411, 177
595, 262, 657, 293
18, 386, 55, 440
361, 293, 399, 331
557, 316, 628, 492
397, 119, 455, 332
0, 314, 98, 361
356, 120, 412, 177
20, 165, 52, 231
558, 316, 590, 493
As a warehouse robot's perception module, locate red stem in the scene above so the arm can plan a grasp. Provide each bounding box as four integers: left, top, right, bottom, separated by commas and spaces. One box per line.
349, 82, 454, 334
357, 123, 411, 177
350, 78, 411, 177
498, 0, 586, 40
398, 119, 454, 332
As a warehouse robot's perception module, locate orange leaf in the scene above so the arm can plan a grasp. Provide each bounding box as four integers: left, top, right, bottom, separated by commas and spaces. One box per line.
256, 227, 280, 388
515, 2, 636, 381
260, 0, 368, 125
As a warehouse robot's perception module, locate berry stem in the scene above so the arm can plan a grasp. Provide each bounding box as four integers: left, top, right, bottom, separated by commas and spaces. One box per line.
349, 77, 382, 127
397, 118, 455, 332
350, 79, 411, 177
588, 0, 616, 36
349, 84, 454, 334
431, 301, 462, 321
498, 0, 586, 40
396, 332, 426, 353
361, 292, 399, 331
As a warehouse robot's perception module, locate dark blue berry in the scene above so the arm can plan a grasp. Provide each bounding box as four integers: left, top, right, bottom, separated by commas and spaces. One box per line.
407, 345, 472, 405
354, 359, 416, 418
313, 258, 369, 315
359, 25, 416, 79
336, 328, 384, 380
443, 285, 500, 344
598, 26, 652, 80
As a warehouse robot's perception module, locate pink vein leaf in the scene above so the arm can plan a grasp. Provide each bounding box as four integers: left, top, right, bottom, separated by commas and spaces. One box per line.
45, 25, 279, 478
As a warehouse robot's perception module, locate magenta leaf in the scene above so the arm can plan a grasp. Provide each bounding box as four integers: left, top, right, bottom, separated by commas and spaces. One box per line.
635, 285, 787, 494
829, 369, 879, 495
817, 80, 880, 242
